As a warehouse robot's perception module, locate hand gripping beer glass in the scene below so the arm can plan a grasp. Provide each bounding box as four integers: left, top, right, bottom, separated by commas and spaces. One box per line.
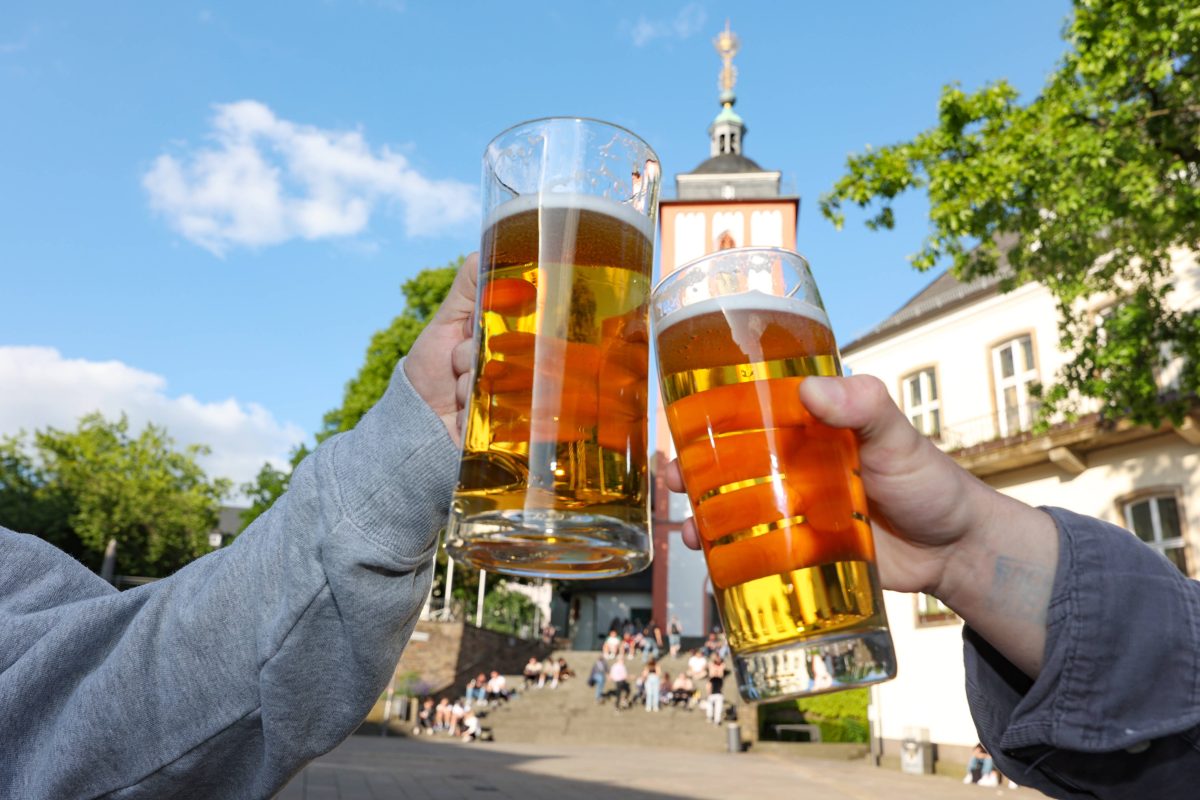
446, 118, 660, 579
651, 247, 896, 700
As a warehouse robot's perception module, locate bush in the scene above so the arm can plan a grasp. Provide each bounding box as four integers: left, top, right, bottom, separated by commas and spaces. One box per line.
482, 585, 536, 636
798, 688, 869, 743
758, 688, 870, 743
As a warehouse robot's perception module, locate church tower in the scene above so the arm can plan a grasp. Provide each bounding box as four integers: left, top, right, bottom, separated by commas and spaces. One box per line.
650, 22, 801, 634
658, 22, 799, 272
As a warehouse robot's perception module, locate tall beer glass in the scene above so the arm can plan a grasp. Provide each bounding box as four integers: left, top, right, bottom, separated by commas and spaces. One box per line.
652, 247, 896, 700
446, 118, 660, 579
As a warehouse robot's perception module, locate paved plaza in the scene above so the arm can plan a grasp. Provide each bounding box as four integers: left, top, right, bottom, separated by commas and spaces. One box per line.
278, 734, 1044, 800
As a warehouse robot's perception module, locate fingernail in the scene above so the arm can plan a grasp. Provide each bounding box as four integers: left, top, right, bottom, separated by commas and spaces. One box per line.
801, 376, 843, 409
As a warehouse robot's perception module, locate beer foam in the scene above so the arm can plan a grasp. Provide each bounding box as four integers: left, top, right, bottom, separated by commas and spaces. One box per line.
483, 192, 655, 239
655, 290, 830, 331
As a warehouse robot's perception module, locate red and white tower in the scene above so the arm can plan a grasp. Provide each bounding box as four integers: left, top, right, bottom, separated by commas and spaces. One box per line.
650, 22, 800, 636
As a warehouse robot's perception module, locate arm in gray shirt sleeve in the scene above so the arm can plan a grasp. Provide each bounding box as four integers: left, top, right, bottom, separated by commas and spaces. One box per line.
0, 360, 458, 799
964, 506, 1200, 799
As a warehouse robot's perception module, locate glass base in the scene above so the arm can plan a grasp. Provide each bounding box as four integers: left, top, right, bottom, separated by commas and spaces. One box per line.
733, 627, 896, 702
445, 510, 651, 579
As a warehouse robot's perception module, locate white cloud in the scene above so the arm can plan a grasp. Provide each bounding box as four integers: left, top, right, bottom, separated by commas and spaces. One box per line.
143, 100, 478, 256
629, 3, 707, 47
0, 346, 306, 499
0, 25, 38, 55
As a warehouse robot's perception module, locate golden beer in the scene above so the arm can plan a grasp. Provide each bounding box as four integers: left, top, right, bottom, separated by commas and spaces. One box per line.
653, 248, 895, 700
446, 194, 654, 577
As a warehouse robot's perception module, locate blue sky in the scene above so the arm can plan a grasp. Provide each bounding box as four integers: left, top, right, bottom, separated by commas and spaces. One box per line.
0, 1, 1072, 492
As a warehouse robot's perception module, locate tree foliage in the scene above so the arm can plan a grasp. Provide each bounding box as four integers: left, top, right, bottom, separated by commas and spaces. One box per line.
429, 543, 482, 615
481, 583, 537, 636
319, 256, 463, 440
237, 256, 464, 531
794, 688, 870, 743
758, 688, 870, 743
238, 443, 310, 531
0, 414, 230, 577
821, 0, 1200, 426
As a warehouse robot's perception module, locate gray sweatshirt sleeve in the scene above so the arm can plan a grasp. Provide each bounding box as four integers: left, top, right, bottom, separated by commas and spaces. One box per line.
964, 506, 1200, 799
0, 361, 458, 800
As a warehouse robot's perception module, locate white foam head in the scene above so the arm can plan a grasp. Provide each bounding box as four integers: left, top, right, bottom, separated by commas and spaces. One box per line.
483, 192, 655, 239
655, 289, 830, 332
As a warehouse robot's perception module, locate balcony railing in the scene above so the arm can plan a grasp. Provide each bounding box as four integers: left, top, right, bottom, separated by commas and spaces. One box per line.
931, 397, 1102, 452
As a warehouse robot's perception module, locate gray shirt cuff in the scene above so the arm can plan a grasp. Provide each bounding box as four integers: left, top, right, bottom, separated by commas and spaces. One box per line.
329, 357, 458, 564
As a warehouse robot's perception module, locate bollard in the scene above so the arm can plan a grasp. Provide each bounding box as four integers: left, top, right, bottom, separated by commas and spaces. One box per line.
726, 722, 742, 753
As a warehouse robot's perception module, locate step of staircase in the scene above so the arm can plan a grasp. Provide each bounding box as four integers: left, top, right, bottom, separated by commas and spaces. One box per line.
478, 650, 744, 752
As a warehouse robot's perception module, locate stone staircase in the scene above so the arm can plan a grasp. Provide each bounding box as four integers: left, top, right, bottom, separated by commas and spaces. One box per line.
477, 650, 745, 752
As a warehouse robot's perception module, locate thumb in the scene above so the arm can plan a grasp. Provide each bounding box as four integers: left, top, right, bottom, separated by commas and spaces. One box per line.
800, 375, 926, 460
434, 252, 479, 325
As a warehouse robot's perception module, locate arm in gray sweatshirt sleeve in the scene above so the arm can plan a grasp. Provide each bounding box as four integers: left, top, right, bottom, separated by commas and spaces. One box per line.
0, 360, 458, 799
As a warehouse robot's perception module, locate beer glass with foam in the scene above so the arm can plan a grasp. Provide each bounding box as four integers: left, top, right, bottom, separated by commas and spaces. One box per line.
446, 118, 660, 579
652, 247, 896, 700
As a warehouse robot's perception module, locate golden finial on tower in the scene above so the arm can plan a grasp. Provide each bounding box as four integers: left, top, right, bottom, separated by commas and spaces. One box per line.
714, 20, 740, 105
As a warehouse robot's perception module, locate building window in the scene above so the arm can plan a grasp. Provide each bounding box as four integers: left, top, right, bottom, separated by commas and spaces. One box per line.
1123, 494, 1190, 574
992, 334, 1039, 437
915, 593, 957, 626
673, 212, 706, 267
750, 209, 783, 247
711, 211, 744, 250
902, 368, 940, 438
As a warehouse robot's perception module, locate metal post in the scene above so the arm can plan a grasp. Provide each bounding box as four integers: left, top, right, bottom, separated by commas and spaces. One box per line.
725, 722, 742, 753
532, 578, 542, 640
869, 683, 883, 767
381, 672, 396, 737
475, 569, 486, 627
419, 542, 438, 621
443, 557, 455, 616
100, 538, 117, 584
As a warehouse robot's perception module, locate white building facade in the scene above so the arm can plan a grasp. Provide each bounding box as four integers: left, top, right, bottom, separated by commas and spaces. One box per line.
843, 248, 1200, 765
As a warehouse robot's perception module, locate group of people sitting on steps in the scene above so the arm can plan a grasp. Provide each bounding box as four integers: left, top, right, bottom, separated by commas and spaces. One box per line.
412, 667, 524, 742
413, 695, 485, 742
521, 655, 575, 690
589, 641, 730, 723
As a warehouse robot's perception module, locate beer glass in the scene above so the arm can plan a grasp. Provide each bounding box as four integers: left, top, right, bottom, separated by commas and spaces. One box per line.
651, 247, 896, 700
446, 117, 660, 579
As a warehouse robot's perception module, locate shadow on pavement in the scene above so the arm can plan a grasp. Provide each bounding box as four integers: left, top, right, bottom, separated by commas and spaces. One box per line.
279, 734, 700, 799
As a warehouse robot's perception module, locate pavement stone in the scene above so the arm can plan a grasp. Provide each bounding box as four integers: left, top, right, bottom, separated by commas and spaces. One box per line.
278, 733, 1048, 800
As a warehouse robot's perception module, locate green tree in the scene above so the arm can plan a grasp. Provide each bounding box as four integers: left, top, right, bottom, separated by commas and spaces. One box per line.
0, 440, 76, 553
237, 443, 310, 531
425, 549, 543, 636
481, 583, 537, 637
428, 544, 482, 617
237, 255, 465, 530
0, 414, 231, 577
320, 256, 463, 440
821, 0, 1200, 427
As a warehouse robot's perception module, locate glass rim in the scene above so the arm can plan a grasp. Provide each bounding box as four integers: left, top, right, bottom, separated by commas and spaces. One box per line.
483, 115, 660, 164
651, 245, 813, 298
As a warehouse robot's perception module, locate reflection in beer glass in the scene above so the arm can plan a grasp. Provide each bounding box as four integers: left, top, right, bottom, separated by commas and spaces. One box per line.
652, 247, 896, 701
